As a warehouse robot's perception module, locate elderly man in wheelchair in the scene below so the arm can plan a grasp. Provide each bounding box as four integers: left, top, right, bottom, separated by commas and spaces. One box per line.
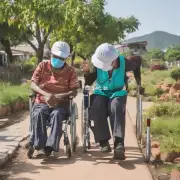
27, 41, 80, 158
82, 43, 144, 160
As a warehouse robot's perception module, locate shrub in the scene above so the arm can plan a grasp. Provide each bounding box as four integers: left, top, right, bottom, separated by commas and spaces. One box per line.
145, 85, 164, 97
0, 83, 30, 106
23, 63, 34, 72
146, 102, 180, 118
23, 56, 38, 72
170, 68, 180, 82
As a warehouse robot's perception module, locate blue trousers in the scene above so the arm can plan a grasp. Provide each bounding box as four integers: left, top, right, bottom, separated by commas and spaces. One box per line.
29, 103, 69, 152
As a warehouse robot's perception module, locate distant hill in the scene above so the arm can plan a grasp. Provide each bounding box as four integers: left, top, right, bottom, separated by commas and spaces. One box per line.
124, 31, 180, 50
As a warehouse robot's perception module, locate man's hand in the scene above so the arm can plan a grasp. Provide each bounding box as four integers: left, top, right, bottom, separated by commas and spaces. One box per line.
81, 61, 89, 72
137, 86, 145, 95
44, 94, 57, 107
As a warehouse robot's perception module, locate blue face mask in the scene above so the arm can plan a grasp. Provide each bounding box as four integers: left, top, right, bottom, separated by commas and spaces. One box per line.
51, 57, 65, 68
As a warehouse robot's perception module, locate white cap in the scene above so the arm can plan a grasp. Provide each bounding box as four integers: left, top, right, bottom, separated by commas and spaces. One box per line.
51, 41, 70, 58
91, 43, 119, 71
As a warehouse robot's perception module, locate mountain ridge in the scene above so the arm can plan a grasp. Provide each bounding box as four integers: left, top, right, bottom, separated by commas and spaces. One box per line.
124, 31, 180, 50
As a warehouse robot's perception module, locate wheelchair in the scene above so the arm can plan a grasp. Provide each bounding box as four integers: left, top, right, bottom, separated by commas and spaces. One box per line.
135, 85, 151, 163
81, 84, 92, 153
27, 92, 78, 159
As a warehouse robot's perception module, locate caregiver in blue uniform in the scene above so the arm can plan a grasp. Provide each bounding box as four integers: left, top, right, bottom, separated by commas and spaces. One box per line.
82, 43, 144, 160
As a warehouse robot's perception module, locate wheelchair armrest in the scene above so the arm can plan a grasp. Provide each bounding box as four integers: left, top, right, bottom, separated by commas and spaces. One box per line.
29, 91, 36, 98
69, 96, 76, 101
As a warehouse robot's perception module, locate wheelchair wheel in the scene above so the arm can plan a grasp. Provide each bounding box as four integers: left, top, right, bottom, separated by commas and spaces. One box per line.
83, 108, 89, 153
64, 145, 71, 159
136, 94, 142, 142
70, 104, 77, 152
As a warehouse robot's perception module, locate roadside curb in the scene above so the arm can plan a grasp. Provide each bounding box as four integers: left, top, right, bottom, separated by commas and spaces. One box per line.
0, 133, 29, 168
0, 119, 10, 129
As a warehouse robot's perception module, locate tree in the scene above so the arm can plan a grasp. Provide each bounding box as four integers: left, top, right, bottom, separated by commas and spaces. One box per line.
50, 0, 140, 64
0, 0, 65, 63
0, 22, 31, 62
144, 48, 164, 60
165, 45, 180, 61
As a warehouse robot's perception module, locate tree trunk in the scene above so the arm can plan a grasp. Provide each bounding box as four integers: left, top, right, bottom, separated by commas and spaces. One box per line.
1, 38, 13, 63
71, 51, 76, 66
36, 45, 44, 64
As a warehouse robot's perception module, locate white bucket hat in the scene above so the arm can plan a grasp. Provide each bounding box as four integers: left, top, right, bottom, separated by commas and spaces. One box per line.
51, 41, 70, 58
91, 43, 119, 71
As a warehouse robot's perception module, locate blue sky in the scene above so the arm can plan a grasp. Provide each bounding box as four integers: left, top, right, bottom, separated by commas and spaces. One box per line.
105, 0, 180, 39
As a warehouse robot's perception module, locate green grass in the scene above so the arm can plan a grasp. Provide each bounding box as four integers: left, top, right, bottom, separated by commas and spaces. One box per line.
148, 116, 180, 152
0, 82, 30, 106
145, 102, 180, 118
142, 70, 174, 98
158, 164, 180, 173
128, 69, 175, 101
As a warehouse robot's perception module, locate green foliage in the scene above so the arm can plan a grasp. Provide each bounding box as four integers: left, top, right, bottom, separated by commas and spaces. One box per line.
0, 82, 30, 106
0, 0, 64, 62
51, 0, 140, 59
0, 0, 140, 62
146, 102, 180, 118
159, 164, 180, 174
170, 68, 180, 81
150, 116, 180, 152
145, 86, 164, 97
23, 56, 37, 72
144, 48, 164, 60
128, 69, 174, 100
164, 45, 180, 61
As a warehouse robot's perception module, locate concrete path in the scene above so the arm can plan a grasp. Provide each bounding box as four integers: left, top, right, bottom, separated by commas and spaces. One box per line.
0, 95, 153, 180
0, 111, 29, 166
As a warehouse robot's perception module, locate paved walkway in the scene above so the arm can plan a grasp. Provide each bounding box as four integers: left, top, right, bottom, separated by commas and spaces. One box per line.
0, 111, 29, 166
0, 95, 153, 180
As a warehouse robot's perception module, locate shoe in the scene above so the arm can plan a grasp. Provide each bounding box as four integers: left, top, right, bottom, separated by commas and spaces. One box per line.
44, 146, 53, 157
36, 149, 46, 158
113, 142, 126, 160
100, 141, 112, 153
27, 145, 34, 159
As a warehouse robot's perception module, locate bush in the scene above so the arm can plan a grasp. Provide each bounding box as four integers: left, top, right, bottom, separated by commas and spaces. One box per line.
23, 56, 37, 72
23, 63, 35, 72
145, 85, 164, 97
146, 102, 180, 118
170, 68, 180, 82
0, 82, 30, 106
